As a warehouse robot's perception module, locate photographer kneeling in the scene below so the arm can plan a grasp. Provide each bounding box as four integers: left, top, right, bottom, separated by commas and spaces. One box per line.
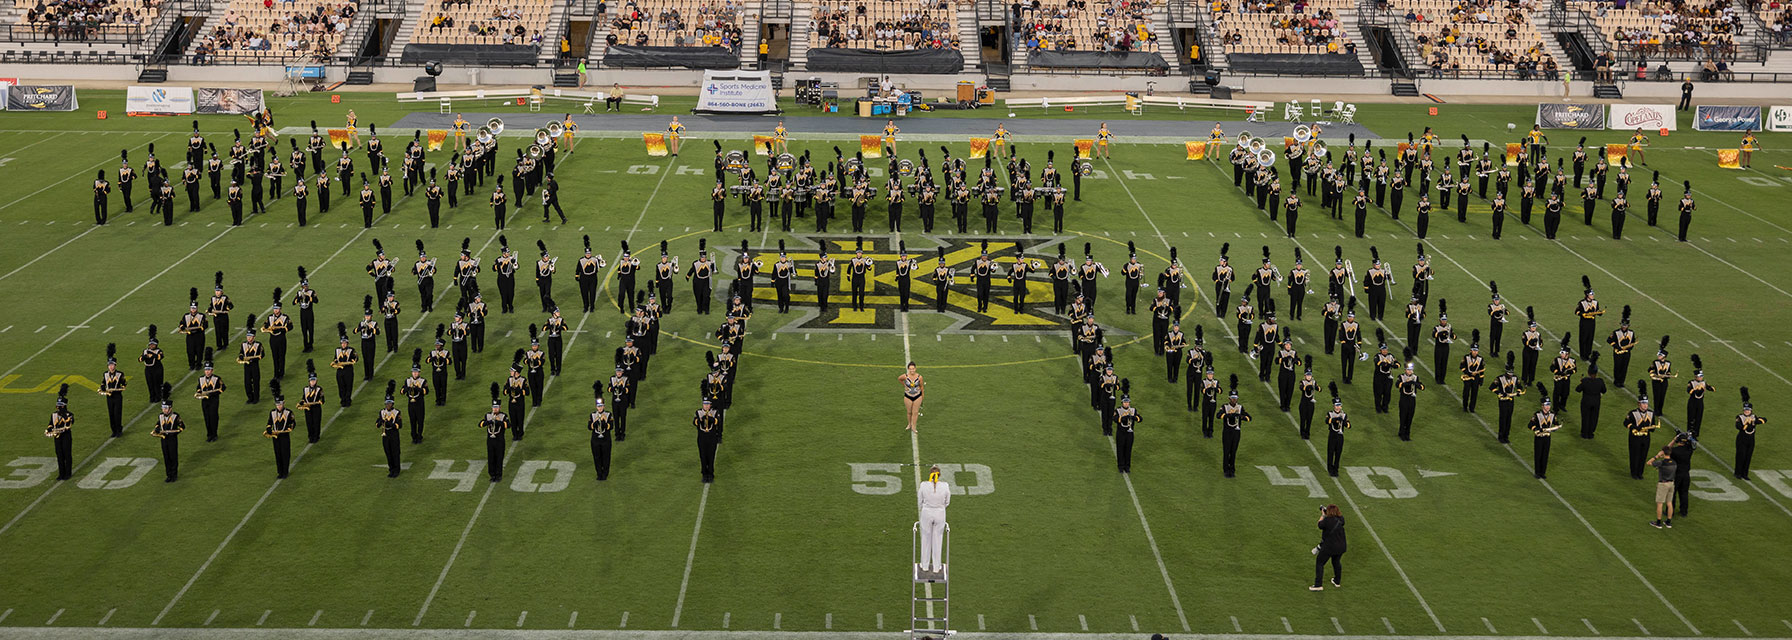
1311, 504, 1347, 591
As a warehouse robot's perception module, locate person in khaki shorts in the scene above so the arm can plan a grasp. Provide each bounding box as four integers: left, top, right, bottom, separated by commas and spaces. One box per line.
1649, 446, 1677, 529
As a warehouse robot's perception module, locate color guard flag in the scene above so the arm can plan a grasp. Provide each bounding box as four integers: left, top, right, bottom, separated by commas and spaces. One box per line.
1505, 143, 1522, 166
1716, 149, 1742, 169
753, 135, 775, 155
1396, 141, 1411, 157
860, 134, 884, 158
426, 130, 448, 152
1072, 139, 1093, 158
969, 137, 991, 159
1185, 141, 1207, 160
327, 128, 351, 149
643, 132, 668, 156
1605, 143, 1629, 165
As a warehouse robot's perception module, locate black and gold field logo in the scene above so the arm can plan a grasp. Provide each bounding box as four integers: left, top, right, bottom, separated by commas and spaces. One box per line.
723, 235, 1074, 333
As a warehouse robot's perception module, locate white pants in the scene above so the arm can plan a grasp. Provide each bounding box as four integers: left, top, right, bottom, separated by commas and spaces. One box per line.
919, 508, 947, 571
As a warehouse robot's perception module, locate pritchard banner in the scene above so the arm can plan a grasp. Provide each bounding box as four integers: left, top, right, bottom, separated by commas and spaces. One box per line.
4, 84, 78, 111
1535, 103, 1606, 130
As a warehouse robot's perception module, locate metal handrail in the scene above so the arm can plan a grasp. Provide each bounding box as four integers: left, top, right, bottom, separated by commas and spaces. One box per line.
1, 22, 149, 44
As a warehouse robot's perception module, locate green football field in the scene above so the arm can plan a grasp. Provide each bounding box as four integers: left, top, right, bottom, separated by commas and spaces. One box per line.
0, 90, 1790, 639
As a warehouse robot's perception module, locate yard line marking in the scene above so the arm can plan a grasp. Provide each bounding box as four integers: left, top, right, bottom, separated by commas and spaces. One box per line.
0, 132, 68, 157
516, 611, 527, 627
825, 613, 833, 629
1029, 615, 1038, 630
1735, 620, 1752, 636
722, 613, 729, 629
568, 612, 578, 628
1132, 615, 1141, 632
1336, 617, 1347, 634
99, 608, 116, 626
1078, 614, 1088, 631
878, 613, 884, 630
773, 613, 781, 630
1284, 617, 1294, 632
669, 484, 711, 628
1101, 158, 1194, 634
0, 136, 160, 213
151, 211, 486, 627
620, 612, 628, 628
1484, 618, 1498, 634
896, 309, 943, 624
35, 325, 45, 333
309, 610, 323, 627
104, 326, 113, 333
45, 609, 64, 625
0, 609, 11, 624
0, 226, 100, 284
1383, 618, 1396, 634
1582, 619, 1599, 635
257, 610, 271, 626
1535, 618, 1549, 634
1232, 616, 1242, 632
974, 614, 981, 630
362, 610, 374, 626
203, 610, 217, 626
464, 611, 476, 627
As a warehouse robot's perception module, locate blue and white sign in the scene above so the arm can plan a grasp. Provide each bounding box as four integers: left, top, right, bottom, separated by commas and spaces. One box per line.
694, 71, 778, 115
1768, 106, 1792, 133
1693, 105, 1763, 132
125, 85, 195, 115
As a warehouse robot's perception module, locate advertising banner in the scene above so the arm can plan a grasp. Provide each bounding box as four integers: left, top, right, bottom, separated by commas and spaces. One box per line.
1607, 103, 1676, 131
1769, 106, 1792, 132
1692, 105, 1762, 132
1535, 103, 1606, 130
195, 88, 264, 114
126, 86, 195, 115
5, 84, 79, 111
693, 71, 777, 115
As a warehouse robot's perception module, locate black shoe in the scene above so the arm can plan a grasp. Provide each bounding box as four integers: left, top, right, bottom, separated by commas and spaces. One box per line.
165, 477, 177, 483
388, 471, 400, 478
277, 473, 288, 479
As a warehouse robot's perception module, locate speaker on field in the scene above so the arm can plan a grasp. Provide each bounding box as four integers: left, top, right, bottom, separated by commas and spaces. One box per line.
1204, 69, 1221, 86
1210, 85, 1233, 100
413, 76, 437, 93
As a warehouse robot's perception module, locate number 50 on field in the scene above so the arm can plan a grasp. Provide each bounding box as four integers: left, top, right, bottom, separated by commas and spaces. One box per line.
848, 463, 994, 496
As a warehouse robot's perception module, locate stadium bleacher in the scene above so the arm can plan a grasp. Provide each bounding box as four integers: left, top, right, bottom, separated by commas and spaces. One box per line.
602, 0, 741, 49
1209, 0, 1352, 56
1390, 0, 1557, 75
811, 0, 957, 50
188, 0, 357, 63
13, 0, 161, 41
1571, 0, 1741, 61
1009, 0, 1156, 53
413, 0, 549, 46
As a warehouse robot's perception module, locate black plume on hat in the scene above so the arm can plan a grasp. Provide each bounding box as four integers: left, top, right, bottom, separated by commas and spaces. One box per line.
1741, 386, 1751, 409
491, 382, 502, 406
1505, 350, 1516, 370
1691, 354, 1703, 372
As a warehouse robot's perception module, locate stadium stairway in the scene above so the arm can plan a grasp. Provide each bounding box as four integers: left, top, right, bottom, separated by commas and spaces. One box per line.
736, 0, 761, 69
1153, 4, 1180, 74
536, 0, 571, 65
588, 20, 611, 67
383, 0, 425, 61
957, 3, 980, 71
788, 1, 810, 70
1538, 33, 1573, 77
1348, 0, 1379, 73
181, 1, 235, 59
1195, 20, 1229, 69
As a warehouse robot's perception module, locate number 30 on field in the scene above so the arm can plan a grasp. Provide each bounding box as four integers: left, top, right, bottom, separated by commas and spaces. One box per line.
849, 463, 994, 496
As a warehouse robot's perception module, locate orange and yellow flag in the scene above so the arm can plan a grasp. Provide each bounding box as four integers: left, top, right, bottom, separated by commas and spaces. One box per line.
1716, 149, 1742, 169
860, 134, 884, 158
1604, 143, 1629, 166
1073, 139, 1093, 159
753, 135, 775, 155
1185, 141, 1207, 160
643, 132, 668, 157
1396, 141, 1411, 158
426, 130, 448, 152
969, 137, 991, 159
1504, 143, 1522, 166
327, 128, 351, 150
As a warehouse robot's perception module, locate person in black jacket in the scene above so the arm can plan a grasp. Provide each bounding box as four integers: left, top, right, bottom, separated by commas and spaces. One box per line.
1311, 504, 1347, 591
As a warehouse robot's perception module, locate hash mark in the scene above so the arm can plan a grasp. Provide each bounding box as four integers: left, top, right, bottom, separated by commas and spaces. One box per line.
465, 611, 477, 627
1335, 617, 1346, 634
1582, 618, 1599, 635
517, 611, 527, 627
774, 613, 781, 630
977, 614, 984, 630
826, 613, 833, 629
1079, 614, 1088, 630
1231, 616, 1242, 632
362, 610, 374, 626
309, 610, 323, 626
1383, 617, 1396, 634
1633, 619, 1650, 636
620, 611, 628, 628
723, 612, 730, 629
1029, 614, 1038, 630
1283, 617, 1293, 632
569, 612, 578, 628
1483, 617, 1497, 634
1735, 620, 1752, 636
204, 610, 218, 626
45, 608, 64, 625
0, 609, 9, 624
257, 610, 271, 626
